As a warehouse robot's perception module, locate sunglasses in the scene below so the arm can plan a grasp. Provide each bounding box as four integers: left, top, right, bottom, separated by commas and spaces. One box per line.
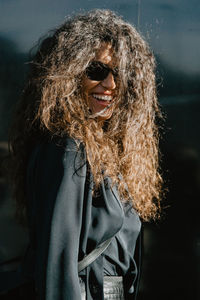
85, 61, 118, 81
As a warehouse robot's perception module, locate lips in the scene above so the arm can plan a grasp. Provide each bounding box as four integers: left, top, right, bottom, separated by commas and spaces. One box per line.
90, 93, 113, 107
92, 94, 112, 101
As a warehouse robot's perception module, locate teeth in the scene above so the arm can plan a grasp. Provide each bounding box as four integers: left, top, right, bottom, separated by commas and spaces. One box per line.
92, 94, 112, 101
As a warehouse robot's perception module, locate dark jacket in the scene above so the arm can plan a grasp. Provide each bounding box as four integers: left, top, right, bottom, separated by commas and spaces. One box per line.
22, 137, 141, 300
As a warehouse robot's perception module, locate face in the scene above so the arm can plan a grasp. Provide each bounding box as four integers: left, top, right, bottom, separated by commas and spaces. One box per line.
82, 43, 117, 121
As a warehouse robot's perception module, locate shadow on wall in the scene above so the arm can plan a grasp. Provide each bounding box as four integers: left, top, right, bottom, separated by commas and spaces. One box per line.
139, 123, 200, 300
0, 36, 28, 140
0, 37, 29, 276
0, 142, 29, 273
156, 55, 200, 98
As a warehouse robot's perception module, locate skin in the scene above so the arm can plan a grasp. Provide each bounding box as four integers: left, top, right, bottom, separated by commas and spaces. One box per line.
82, 43, 117, 121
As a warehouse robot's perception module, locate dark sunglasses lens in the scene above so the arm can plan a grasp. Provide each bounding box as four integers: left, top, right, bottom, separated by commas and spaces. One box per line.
86, 62, 110, 81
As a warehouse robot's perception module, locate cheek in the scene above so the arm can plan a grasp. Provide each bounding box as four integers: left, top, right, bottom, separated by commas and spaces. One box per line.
81, 79, 92, 109
82, 79, 100, 109
82, 78, 96, 94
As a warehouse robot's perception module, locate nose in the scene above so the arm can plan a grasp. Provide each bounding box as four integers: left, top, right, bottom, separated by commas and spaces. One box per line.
101, 72, 116, 90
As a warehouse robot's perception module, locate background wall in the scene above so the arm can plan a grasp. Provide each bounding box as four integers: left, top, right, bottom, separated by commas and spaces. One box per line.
0, 1, 200, 299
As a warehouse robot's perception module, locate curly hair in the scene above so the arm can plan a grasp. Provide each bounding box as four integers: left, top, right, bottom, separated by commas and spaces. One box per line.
9, 9, 163, 222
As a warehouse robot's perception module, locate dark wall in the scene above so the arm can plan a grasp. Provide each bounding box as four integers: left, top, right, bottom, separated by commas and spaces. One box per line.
0, 1, 199, 299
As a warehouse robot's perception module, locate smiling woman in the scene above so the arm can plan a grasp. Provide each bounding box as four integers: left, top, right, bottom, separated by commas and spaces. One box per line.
82, 43, 117, 120
7, 9, 163, 300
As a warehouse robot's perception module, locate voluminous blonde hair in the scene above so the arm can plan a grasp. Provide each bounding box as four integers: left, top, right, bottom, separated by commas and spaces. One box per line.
10, 9, 163, 222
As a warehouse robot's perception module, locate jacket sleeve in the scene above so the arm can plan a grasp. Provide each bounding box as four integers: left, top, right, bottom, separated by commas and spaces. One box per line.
132, 227, 143, 300
26, 138, 87, 300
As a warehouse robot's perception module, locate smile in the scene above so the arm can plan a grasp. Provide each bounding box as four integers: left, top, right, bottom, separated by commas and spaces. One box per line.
92, 94, 113, 102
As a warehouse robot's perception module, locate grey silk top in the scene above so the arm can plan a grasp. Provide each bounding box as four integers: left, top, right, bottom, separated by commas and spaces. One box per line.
23, 136, 142, 300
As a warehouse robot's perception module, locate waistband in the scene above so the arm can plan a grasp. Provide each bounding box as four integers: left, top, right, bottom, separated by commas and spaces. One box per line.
79, 276, 125, 300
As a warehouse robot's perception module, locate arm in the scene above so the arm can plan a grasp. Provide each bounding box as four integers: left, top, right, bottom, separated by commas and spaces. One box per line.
27, 138, 86, 300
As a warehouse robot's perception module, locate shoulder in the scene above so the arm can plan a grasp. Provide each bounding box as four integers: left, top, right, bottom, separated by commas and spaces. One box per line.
34, 135, 85, 160
38, 135, 82, 154
28, 136, 86, 177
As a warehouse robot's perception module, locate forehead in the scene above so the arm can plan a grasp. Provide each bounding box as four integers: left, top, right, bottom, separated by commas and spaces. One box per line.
95, 43, 115, 65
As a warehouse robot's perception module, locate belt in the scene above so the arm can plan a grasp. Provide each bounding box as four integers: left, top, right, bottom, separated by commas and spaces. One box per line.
78, 238, 113, 273
79, 276, 125, 300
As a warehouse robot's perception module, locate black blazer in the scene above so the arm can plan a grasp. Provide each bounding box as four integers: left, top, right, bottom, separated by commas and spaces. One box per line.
22, 137, 141, 300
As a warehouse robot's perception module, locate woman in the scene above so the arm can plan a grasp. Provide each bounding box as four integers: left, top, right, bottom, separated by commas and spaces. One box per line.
9, 9, 162, 300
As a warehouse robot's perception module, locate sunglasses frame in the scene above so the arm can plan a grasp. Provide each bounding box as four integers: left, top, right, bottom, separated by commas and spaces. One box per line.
85, 61, 118, 81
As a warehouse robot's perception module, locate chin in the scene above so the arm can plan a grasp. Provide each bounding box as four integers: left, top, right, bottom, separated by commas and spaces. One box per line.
97, 110, 113, 121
